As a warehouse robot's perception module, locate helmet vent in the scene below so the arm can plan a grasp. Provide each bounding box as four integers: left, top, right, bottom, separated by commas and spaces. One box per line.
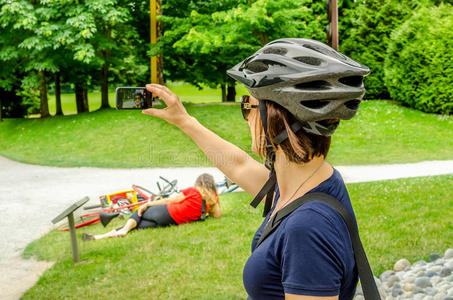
339, 76, 363, 87
246, 61, 269, 73
344, 100, 361, 110
263, 47, 288, 55
293, 56, 322, 66
300, 100, 330, 109
295, 80, 331, 90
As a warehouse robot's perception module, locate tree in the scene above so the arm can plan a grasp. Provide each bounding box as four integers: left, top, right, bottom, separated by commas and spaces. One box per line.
340, 0, 434, 99
158, 0, 326, 101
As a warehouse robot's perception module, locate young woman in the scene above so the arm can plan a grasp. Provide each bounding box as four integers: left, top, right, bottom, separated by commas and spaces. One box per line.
83, 173, 221, 240
142, 38, 369, 300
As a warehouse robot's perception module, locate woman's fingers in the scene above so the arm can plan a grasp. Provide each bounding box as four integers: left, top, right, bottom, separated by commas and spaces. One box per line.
146, 84, 173, 104
142, 107, 166, 118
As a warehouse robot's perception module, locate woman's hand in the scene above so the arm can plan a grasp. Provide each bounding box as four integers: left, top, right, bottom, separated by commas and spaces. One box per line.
142, 84, 192, 128
137, 202, 149, 217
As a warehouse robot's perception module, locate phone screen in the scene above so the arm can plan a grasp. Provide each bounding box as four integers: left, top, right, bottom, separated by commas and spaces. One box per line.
115, 87, 153, 110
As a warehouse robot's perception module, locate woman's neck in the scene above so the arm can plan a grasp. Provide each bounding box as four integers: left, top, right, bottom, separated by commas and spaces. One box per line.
272, 150, 333, 210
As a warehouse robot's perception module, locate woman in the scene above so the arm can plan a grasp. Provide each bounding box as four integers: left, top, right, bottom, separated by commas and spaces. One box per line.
83, 173, 221, 240
143, 38, 369, 300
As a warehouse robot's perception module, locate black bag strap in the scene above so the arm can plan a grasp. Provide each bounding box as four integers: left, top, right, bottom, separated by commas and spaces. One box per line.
200, 199, 206, 221
254, 192, 381, 300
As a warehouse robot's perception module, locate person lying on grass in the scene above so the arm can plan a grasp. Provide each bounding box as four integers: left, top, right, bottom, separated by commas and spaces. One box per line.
83, 173, 221, 240
141, 38, 370, 300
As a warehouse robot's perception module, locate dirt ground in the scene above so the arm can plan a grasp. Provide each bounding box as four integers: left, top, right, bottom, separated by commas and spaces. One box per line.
0, 155, 452, 299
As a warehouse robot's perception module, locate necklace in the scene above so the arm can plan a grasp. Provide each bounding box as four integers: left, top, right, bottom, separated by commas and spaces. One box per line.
268, 161, 325, 222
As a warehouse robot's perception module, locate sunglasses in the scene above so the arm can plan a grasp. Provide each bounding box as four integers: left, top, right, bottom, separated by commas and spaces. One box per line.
240, 95, 259, 121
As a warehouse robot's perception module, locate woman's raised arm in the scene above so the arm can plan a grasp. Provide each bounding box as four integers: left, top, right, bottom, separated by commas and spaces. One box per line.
142, 84, 269, 197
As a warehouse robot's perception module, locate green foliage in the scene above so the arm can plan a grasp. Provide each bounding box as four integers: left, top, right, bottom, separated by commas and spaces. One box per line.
341, 0, 428, 99
384, 4, 453, 114
22, 175, 453, 298
159, 0, 326, 90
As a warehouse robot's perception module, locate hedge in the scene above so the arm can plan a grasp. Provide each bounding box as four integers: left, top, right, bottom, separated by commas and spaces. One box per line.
384, 4, 453, 114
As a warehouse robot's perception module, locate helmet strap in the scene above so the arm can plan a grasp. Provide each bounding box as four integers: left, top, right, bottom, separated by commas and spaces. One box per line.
251, 102, 307, 217
249, 101, 277, 216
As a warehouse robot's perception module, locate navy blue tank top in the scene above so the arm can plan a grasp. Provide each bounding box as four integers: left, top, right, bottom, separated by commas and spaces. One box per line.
243, 169, 358, 299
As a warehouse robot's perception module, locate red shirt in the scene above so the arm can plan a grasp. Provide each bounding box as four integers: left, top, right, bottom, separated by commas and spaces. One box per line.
167, 187, 210, 224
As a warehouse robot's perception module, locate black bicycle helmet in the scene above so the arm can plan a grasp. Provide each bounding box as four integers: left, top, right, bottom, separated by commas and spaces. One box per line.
227, 38, 370, 136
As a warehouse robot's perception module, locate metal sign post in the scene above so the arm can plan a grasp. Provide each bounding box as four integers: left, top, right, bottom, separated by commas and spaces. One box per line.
52, 197, 89, 263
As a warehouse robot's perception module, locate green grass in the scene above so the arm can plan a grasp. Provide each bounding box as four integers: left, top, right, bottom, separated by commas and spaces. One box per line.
22, 175, 453, 299
0, 100, 452, 168
46, 83, 249, 115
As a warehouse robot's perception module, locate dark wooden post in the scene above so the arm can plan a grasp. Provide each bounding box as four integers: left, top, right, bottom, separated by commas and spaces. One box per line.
326, 0, 339, 50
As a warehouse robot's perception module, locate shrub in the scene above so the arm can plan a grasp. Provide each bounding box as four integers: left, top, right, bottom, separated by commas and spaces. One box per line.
341, 0, 429, 99
384, 4, 453, 114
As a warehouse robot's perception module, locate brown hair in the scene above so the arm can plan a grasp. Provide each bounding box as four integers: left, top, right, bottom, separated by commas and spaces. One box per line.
194, 173, 218, 207
254, 101, 332, 163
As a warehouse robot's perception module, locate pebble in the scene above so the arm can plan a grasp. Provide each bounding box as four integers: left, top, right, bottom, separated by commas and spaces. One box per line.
441, 268, 452, 277
430, 254, 442, 262
395, 258, 411, 272
355, 248, 453, 299
403, 283, 415, 292
416, 277, 433, 288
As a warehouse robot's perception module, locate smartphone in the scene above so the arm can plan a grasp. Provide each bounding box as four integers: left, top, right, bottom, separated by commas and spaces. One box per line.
115, 87, 153, 110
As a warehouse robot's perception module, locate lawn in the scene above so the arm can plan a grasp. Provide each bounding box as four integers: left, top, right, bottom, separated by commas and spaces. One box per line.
0, 100, 452, 167
22, 174, 453, 299
46, 83, 249, 115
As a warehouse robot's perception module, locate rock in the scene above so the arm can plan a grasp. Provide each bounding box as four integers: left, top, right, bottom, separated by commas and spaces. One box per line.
403, 283, 415, 292
381, 270, 395, 281
415, 277, 433, 288
435, 259, 446, 266
442, 298, 453, 300
430, 253, 441, 262
355, 285, 363, 295
414, 286, 426, 294
426, 287, 437, 296
414, 260, 428, 268
434, 294, 447, 300
445, 249, 453, 259
446, 260, 453, 269
392, 288, 403, 297
387, 275, 400, 288
440, 267, 452, 277
432, 266, 443, 273
431, 276, 441, 285
423, 296, 434, 300
395, 258, 411, 272
426, 270, 438, 277
414, 294, 426, 300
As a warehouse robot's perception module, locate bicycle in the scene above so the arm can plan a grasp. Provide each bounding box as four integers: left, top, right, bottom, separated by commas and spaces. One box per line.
58, 176, 179, 231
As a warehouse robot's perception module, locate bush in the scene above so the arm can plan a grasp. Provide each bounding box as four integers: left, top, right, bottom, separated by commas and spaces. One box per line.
341, 0, 429, 99
384, 4, 453, 114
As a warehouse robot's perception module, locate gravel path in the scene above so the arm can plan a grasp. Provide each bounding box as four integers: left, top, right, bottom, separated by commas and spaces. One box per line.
0, 156, 452, 299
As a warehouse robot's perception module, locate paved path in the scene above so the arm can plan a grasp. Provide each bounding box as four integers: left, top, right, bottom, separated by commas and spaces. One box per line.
0, 156, 452, 299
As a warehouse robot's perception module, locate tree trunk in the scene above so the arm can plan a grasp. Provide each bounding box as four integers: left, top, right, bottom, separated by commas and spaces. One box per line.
39, 71, 50, 118
100, 26, 112, 109
55, 72, 63, 115
82, 86, 89, 112
226, 80, 236, 102
75, 83, 84, 114
0, 92, 2, 122
100, 60, 110, 109
221, 83, 227, 102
